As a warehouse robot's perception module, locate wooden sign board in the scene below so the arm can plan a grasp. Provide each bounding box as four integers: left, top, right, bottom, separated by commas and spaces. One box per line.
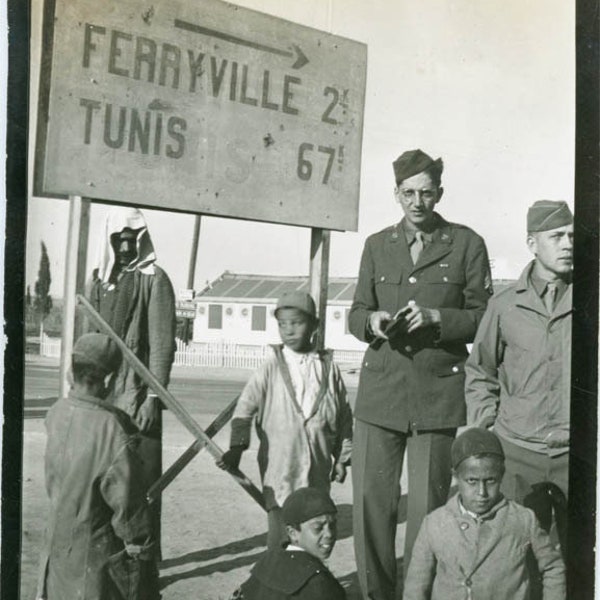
35, 0, 367, 231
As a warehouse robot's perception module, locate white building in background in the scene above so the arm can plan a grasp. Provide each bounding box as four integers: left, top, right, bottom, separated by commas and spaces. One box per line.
191, 272, 367, 352
189, 272, 517, 354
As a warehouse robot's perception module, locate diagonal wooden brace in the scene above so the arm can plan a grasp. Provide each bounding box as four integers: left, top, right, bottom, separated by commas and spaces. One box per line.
76, 294, 266, 510
146, 395, 238, 503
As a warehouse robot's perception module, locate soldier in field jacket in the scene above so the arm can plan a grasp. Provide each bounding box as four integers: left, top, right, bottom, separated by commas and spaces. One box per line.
348, 149, 493, 600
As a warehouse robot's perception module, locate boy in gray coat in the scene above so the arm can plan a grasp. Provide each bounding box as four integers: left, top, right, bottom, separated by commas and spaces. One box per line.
403, 428, 565, 600
36, 333, 157, 600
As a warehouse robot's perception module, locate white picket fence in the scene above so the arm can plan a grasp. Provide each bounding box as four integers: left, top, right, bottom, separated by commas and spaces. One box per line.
173, 339, 271, 369
40, 334, 62, 358
39, 335, 364, 370
173, 340, 364, 369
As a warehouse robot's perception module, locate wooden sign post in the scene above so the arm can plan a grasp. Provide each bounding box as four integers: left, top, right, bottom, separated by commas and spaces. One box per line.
309, 228, 331, 351
58, 196, 90, 398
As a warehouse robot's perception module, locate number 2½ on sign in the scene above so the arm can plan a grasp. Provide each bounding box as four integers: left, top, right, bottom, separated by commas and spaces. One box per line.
297, 143, 337, 184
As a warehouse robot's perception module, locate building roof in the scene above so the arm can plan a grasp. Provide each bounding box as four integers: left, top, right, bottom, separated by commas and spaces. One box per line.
197, 272, 357, 302
197, 272, 516, 303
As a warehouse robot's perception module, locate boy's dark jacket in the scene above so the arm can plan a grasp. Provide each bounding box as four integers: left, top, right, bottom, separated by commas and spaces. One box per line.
36, 391, 155, 600
234, 548, 346, 600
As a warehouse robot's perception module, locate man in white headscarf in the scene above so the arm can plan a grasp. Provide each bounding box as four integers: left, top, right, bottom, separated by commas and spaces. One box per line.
94, 206, 176, 558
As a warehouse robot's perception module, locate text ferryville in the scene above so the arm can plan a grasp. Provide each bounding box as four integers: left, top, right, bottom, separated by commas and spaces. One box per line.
83, 23, 305, 116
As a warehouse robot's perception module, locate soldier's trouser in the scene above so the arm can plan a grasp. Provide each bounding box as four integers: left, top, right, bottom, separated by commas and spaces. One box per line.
499, 436, 568, 552
352, 420, 455, 600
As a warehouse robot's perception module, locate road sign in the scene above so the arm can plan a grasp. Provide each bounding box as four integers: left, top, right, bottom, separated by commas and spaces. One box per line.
35, 0, 367, 231
176, 300, 196, 318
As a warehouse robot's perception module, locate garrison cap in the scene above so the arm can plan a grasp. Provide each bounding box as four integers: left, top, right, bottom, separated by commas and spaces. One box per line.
527, 200, 573, 232
275, 291, 317, 319
393, 149, 443, 185
282, 487, 337, 525
72, 333, 122, 376
451, 428, 505, 469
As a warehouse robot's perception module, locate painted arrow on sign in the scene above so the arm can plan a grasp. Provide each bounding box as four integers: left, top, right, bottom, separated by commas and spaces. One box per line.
174, 18, 309, 69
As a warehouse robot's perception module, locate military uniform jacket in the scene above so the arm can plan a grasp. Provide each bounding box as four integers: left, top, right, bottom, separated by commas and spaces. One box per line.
349, 214, 492, 431
465, 261, 572, 455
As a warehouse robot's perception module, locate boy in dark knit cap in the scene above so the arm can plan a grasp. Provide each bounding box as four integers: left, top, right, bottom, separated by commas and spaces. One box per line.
403, 428, 565, 600
230, 487, 346, 600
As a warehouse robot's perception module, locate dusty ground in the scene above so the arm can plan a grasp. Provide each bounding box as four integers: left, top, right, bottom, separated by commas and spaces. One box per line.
20, 361, 408, 600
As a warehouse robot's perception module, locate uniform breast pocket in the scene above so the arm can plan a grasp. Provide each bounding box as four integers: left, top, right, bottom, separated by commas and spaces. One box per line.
423, 269, 465, 307
425, 268, 465, 285
374, 272, 402, 312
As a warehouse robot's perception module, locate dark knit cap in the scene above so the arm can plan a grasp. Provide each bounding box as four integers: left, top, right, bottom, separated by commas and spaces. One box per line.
282, 487, 337, 525
72, 333, 122, 376
527, 200, 573, 232
451, 428, 505, 469
393, 149, 443, 185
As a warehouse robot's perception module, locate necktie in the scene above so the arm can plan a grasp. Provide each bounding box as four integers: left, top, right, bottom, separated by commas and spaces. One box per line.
410, 231, 424, 264
544, 282, 558, 313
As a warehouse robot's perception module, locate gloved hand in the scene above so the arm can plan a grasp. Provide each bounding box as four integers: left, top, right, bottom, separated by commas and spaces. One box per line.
217, 446, 244, 471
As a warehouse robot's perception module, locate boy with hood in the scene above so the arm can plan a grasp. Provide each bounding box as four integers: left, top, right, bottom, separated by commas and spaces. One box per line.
36, 333, 157, 600
94, 206, 176, 554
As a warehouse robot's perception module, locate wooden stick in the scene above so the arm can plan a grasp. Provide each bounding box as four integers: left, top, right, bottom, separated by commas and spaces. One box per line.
76, 294, 265, 510
147, 395, 238, 503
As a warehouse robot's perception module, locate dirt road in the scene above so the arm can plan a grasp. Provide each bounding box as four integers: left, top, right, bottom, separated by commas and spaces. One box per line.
21, 359, 407, 600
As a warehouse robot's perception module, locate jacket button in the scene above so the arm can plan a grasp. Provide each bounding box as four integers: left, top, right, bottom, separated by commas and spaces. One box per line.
452, 366, 459, 373
408, 276, 417, 283
443, 276, 449, 282
460, 522, 469, 530
465, 577, 472, 586
380, 276, 386, 282
405, 345, 413, 353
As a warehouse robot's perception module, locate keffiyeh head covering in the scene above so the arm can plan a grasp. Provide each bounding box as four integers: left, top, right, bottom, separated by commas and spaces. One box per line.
95, 207, 157, 283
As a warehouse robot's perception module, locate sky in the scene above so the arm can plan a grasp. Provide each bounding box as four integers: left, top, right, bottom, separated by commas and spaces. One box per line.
25, 0, 575, 298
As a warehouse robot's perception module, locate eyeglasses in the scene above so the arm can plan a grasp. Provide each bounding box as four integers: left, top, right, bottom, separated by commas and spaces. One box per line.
398, 188, 437, 202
